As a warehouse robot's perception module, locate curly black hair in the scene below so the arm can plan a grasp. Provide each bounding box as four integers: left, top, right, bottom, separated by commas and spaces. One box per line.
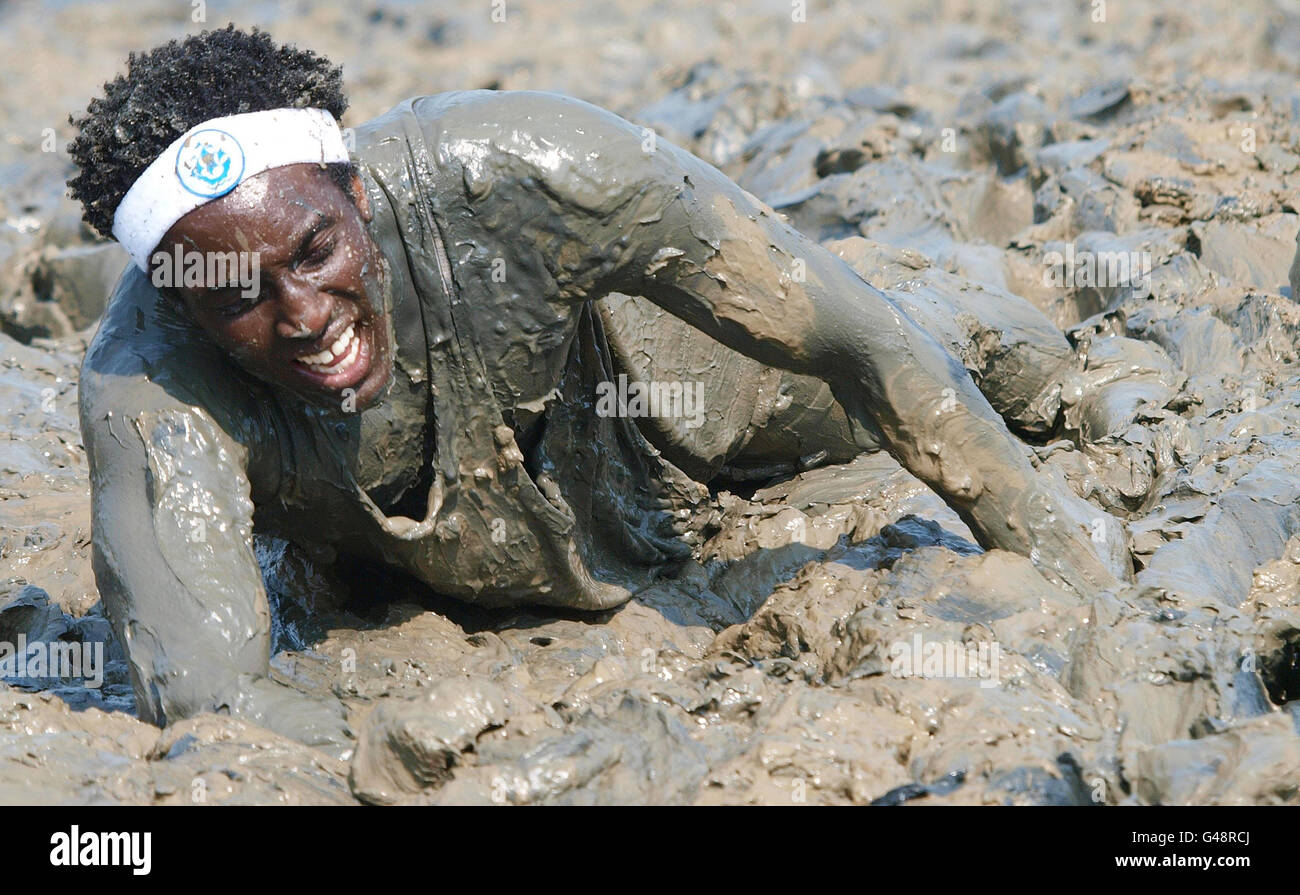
68, 25, 354, 238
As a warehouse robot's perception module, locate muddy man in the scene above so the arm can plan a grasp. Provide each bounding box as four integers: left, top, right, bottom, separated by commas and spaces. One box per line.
68, 27, 1129, 750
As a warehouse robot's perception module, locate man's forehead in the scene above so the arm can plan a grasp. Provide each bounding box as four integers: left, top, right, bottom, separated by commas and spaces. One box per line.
228, 171, 271, 208
212, 164, 331, 218
166, 164, 337, 247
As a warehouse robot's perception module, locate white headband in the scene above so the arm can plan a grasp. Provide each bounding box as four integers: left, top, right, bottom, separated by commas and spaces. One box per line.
111, 107, 350, 271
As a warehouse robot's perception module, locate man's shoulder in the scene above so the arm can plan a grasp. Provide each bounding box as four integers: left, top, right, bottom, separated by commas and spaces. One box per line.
362, 88, 622, 125
78, 268, 287, 498
354, 90, 652, 218
355, 90, 641, 162
79, 267, 258, 424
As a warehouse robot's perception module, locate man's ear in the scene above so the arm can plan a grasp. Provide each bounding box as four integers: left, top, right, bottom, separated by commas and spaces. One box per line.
349, 172, 372, 223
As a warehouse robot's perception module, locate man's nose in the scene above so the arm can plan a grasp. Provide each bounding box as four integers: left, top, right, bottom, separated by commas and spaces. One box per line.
273, 275, 332, 340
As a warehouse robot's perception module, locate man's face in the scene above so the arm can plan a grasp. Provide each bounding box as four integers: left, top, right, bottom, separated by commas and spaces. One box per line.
154, 163, 393, 411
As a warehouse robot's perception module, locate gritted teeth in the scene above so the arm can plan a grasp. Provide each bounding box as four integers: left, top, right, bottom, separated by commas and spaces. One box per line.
296, 324, 356, 368
300, 326, 362, 376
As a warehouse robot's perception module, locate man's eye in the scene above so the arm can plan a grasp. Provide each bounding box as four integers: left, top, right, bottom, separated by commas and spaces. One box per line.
214, 294, 258, 318
301, 240, 335, 269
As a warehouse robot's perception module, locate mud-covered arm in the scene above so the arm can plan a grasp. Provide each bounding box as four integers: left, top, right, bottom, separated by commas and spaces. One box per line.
468, 91, 1129, 592
80, 269, 348, 748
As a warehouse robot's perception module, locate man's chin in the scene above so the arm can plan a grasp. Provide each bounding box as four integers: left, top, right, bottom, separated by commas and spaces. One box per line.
283, 370, 388, 414
285, 330, 393, 412
231, 322, 393, 414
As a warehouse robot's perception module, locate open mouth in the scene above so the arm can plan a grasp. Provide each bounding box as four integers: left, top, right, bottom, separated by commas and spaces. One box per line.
291, 322, 371, 390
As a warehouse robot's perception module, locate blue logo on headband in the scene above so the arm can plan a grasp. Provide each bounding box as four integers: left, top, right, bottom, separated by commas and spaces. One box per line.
174, 128, 246, 198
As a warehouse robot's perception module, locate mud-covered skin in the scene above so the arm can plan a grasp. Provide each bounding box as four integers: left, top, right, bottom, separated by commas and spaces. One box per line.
158, 167, 397, 415
80, 89, 1126, 746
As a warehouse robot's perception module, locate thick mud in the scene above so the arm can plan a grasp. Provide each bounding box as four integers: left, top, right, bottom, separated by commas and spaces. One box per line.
5, 0, 1300, 804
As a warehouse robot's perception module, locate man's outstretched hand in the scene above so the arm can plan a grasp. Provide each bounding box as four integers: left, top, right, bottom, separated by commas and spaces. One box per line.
219, 675, 354, 760
1010, 469, 1133, 597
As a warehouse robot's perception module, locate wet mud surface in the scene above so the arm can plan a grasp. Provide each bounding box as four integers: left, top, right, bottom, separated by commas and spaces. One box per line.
6, 0, 1300, 804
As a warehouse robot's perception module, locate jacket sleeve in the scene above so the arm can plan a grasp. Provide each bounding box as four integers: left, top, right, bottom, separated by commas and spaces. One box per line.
79, 267, 274, 726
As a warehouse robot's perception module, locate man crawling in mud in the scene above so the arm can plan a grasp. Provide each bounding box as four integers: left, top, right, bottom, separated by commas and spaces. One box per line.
69, 26, 1129, 751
